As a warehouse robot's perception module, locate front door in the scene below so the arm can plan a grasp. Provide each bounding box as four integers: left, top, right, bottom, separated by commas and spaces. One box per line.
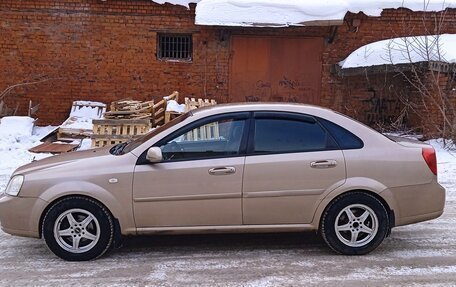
133, 113, 248, 227
242, 112, 346, 224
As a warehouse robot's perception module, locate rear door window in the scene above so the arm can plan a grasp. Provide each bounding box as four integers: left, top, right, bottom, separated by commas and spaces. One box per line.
253, 113, 338, 154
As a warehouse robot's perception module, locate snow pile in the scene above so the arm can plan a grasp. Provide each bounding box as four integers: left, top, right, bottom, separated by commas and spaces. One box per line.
78, 138, 93, 151
63, 116, 95, 130
340, 34, 456, 69
0, 124, 55, 188
0, 116, 35, 137
195, 0, 456, 27
166, 100, 186, 113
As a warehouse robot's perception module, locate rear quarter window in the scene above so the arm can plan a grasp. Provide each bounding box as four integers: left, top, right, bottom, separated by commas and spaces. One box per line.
318, 118, 364, 149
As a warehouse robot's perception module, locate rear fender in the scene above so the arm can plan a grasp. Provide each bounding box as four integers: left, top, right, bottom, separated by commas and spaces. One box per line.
311, 177, 398, 228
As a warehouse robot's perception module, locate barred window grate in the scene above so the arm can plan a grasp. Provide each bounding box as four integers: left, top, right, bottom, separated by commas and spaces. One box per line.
157, 34, 192, 61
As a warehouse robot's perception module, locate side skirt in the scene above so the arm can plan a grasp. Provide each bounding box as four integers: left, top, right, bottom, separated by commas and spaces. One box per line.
136, 224, 317, 235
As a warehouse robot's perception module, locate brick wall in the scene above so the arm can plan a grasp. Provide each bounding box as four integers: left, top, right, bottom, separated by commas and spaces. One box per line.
0, 0, 455, 127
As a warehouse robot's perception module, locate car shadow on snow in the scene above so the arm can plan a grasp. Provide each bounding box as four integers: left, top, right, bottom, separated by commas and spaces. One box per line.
118, 231, 327, 254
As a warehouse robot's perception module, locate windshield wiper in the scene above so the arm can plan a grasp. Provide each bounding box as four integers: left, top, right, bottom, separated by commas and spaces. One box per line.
110, 142, 128, 155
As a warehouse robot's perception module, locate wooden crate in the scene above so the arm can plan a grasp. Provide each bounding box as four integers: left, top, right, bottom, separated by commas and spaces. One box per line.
91, 119, 151, 148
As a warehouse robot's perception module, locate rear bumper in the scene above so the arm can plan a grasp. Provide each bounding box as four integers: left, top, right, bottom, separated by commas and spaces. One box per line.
384, 179, 445, 227
0, 194, 47, 238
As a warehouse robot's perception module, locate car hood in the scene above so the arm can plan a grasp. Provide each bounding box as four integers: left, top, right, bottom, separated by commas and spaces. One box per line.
14, 147, 113, 175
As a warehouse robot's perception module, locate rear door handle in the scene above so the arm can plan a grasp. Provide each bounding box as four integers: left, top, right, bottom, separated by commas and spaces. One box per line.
208, 167, 236, 175
310, 160, 337, 169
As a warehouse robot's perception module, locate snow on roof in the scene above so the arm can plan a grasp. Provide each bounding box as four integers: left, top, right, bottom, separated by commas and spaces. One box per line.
194, 0, 456, 27
340, 34, 456, 69
153, 0, 200, 8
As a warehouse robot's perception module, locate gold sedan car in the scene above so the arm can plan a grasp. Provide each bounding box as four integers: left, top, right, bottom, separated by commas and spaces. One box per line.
0, 103, 445, 261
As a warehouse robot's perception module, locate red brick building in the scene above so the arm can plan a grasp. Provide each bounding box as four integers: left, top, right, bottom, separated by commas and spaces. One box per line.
1, 0, 455, 132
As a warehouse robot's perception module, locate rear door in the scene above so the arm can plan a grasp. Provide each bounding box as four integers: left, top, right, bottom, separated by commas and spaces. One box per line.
242, 112, 346, 224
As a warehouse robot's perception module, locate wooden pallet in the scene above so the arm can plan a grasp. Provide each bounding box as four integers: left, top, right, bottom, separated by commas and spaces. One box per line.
103, 91, 179, 127
91, 119, 151, 148
154, 91, 179, 126
184, 97, 217, 112
184, 122, 220, 141
58, 101, 106, 141
103, 100, 154, 119
164, 111, 181, 124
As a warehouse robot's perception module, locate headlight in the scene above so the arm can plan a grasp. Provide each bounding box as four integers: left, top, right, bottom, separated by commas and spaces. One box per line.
5, 175, 24, 197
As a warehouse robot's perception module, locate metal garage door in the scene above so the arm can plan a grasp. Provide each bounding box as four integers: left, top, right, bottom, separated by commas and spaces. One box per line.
229, 36, 323, 104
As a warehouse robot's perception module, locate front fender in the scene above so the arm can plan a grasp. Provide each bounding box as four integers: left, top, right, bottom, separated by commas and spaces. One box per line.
39, 181, 136, 235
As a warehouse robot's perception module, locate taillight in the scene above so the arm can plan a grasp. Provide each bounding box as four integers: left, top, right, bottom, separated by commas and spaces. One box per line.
422, 147, 437, 175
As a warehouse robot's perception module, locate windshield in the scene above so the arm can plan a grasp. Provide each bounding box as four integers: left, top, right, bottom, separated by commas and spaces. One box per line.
113, 112, 191, 155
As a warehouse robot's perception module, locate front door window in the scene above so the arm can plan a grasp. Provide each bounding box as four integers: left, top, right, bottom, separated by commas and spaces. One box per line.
159, 118, 246, 161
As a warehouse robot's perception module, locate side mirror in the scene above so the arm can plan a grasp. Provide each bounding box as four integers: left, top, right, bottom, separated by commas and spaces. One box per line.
146, 147, 163, 163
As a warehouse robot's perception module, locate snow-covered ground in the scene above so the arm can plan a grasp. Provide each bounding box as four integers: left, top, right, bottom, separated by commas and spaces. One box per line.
1, 124, 456, 285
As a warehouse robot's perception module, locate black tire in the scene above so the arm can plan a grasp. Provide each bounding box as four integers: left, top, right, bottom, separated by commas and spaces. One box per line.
42, 196, 114, 261
320, 192, 389, 255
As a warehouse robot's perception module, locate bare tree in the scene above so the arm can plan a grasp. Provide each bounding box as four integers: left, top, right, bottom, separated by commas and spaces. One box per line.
384, 32, 455, 140
0, 76, 58, 101
0, 76, 61, 117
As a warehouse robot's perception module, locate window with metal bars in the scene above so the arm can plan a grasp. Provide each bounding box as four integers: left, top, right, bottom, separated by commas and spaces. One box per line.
157, 34, 193, 61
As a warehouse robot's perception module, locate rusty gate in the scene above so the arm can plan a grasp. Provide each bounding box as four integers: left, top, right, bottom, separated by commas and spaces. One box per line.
229, 36, 323, 104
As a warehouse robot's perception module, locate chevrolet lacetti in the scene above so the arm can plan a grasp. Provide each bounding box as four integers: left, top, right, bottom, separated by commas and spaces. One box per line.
0, 103, 445, 261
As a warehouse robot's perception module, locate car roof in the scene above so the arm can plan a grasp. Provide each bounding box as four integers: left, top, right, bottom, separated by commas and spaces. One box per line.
191, 102, 335, 116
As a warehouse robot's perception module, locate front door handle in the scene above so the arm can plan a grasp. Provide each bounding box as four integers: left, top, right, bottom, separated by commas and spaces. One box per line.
310, 160, 337, 169
208, 167, 236, 175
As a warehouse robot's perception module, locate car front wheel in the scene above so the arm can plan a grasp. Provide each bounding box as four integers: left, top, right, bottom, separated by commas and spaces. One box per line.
42, 196, 114, 261
320, 192, 389, 255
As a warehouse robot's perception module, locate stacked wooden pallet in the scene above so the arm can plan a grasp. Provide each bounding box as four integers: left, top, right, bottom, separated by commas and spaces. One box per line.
57, 101, 106, 141
102, 91, 179, 126
91, 119, 151, 148
153, 91, 179, 127
164, 97, 217, 123
184, 97, 217, 112
91, 92, 180, 148
103, 100, 154, 120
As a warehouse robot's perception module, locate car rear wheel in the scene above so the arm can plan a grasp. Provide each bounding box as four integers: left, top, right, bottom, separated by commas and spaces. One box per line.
42, 197, 114, 261
321, 192, 389, 255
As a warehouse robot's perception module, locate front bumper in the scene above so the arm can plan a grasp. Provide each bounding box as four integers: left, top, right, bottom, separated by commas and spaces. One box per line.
0, 194, 47, 238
